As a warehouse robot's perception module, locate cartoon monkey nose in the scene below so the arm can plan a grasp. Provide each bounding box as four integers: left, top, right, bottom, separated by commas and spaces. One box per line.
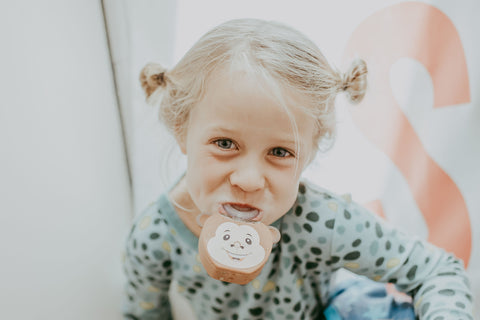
230, 241, 244, 249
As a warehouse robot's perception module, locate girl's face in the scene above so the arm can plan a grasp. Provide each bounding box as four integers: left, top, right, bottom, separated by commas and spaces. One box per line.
178, 70, 316, 225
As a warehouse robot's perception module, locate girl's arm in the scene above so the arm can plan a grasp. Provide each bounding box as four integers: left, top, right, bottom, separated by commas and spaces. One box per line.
122, 204, 173, 320
330, 198, 474, 319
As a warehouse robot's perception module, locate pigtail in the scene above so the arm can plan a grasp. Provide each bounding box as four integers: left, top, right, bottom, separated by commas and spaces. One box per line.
139, 62, 168, 98
340, 58, 368, 104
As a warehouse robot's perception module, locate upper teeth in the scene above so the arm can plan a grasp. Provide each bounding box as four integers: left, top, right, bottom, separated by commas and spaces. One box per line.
223, 204, 258, 221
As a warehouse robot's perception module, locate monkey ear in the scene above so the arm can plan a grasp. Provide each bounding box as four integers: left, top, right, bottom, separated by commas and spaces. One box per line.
268, 226, 281, 244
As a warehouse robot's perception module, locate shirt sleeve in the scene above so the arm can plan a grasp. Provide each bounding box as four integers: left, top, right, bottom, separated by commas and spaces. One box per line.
329, 197, 474, 319
122, 203, 173, 320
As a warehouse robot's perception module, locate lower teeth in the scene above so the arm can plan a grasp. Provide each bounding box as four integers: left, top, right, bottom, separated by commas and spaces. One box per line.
224, 204, 258, 220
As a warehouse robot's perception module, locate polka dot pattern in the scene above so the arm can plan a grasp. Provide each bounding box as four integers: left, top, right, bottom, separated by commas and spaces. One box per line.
122, 181, 474, 320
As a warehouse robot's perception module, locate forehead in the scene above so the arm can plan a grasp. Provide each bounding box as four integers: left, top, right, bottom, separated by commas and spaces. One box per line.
191, 68, 315, 146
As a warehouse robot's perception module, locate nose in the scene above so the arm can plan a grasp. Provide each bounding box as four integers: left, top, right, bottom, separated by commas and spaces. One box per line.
231, 241, 244, 249
229, 158, 266, 192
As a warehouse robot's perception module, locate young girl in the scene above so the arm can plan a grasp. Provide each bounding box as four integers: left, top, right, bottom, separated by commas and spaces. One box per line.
123, 19, 474, 320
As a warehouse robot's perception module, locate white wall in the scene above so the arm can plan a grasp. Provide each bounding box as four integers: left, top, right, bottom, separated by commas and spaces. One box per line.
0, 1, 132, 319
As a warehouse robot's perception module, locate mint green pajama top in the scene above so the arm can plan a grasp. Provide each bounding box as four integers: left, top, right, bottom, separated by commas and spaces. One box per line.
122, 180, 473, 320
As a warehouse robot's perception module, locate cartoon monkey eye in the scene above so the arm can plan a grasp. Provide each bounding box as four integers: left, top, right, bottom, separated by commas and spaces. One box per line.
223, 234, 230, 241
245, 238, 252, 245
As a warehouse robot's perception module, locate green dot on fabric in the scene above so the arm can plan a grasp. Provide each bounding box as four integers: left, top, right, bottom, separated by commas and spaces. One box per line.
295, 206, 303, 217
375, 223, 383, 238
283, 257, 291, 268
293, 223, 302, 233
370, 241, 379, 256
337, 226, 345, 234
407, 265, 418, 281
152, 250, 164, 260
298, 195, 306, 204
356, 223, 363, 232
335, 244, 345, 252
303, 223, 312, 233
325, 219, 335, 229
317, 237, 327, 244
228, 299, 240, 308
306, 212, 319, 222
344, 251, 360, 260
288, 244, 297, 252
298, 239, 306, 248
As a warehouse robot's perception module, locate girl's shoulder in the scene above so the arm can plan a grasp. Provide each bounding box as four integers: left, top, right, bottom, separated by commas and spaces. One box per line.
280, 179, 350, 239
125, 194, 175, 250
297, 178, 353, 210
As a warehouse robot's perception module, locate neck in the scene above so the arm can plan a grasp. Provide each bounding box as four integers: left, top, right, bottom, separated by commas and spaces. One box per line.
168, 177, 203, 237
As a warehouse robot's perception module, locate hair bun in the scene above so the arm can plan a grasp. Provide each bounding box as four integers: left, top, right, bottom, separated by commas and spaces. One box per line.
341, 59, 368, 104
140, 63, 168, 98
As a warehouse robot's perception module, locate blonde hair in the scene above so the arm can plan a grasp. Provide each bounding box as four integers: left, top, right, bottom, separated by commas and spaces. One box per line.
140, 18, 367, 154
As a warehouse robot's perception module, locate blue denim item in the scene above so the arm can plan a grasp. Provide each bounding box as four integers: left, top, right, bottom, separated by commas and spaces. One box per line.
324, 277, 415, 320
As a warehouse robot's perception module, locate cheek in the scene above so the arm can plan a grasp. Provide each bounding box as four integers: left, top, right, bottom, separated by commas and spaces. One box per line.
271, 179, 300, 215
186, 154, 225, 206
273, 172, 300, 199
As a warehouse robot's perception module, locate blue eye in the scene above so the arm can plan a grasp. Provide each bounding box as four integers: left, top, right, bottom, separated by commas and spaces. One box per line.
215, 139, 234, 149
271, 147, 291, 158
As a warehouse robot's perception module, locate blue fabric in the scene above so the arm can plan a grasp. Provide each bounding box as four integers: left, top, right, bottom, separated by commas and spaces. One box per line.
324, 277, 415, 320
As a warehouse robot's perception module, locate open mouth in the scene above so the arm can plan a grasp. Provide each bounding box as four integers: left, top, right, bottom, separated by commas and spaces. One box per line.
222, 203, 261, 221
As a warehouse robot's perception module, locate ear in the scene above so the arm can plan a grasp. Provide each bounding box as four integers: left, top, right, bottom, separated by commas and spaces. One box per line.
268, 226, 281, 244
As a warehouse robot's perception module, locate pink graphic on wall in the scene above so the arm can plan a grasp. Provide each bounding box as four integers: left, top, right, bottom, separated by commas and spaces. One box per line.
343, 2, 472, 265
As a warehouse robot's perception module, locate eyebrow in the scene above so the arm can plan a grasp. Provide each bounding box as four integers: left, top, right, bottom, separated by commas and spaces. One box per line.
207, 126, 300, 147
224, 229, 230, 232
206, 126, 237, 135
246, 233, 252, 237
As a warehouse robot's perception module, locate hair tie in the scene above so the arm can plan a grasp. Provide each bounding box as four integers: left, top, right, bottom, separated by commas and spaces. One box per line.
152, 72, 166, 86
139, 63, 168, 98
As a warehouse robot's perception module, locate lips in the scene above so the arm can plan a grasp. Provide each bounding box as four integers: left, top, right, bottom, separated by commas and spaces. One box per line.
221, 203, 261, 221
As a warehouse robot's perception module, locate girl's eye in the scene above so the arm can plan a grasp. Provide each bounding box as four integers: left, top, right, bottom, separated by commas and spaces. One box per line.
215, 139, 234, 150
245, 238, 252, 245
270, 147, 291, 158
